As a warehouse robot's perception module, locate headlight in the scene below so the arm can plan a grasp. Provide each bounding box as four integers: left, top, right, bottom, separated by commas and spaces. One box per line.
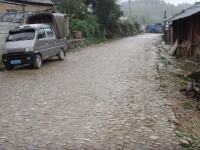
2, 49, 7, 54
24, 47, 34, 52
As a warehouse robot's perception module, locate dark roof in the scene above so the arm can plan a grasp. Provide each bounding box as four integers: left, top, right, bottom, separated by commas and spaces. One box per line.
172, 2, 200, 21
20, 0, 54, 5
0, 9, 54, 23
0, 0, 25, 5
0, 0, 54, 5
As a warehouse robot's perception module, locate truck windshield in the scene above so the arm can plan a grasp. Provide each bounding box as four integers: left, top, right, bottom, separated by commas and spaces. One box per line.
7, 28, 35, 41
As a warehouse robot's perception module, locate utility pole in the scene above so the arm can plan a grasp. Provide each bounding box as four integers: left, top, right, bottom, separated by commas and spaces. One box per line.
129, 0, 131, 20
164, 10, 167, 31
22, 4, 25, 24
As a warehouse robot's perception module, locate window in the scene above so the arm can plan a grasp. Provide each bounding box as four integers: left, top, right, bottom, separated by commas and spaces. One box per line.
38, 28, 46, 39
8, 28, 35, 41
45, 28, 54, 37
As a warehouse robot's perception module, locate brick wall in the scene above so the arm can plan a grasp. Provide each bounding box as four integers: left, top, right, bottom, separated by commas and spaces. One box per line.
0, 22, 20, 60
0, 2, 53, 13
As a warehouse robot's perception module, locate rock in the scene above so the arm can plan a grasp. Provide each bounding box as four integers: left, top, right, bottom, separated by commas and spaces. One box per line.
197, 103, 200, 111
149, 136, 159, 140
173, 119, 180, 125
140, 117, 146, 120
180, 139, 191, 147
183, 137, 193, 145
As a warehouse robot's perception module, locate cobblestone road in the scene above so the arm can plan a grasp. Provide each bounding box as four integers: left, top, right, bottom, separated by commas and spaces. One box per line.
0, 34, 180, 149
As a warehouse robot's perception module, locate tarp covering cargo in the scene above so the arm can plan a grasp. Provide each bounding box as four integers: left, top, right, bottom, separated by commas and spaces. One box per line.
27, 13, 69, 39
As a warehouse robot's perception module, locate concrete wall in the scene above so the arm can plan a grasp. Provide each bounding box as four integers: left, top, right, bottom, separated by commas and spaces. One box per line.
0, 2, 53, 13
0, 22, 20, 60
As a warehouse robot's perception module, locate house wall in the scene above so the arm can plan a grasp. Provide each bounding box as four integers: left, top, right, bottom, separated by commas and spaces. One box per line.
164, 26, 173, 44
173, 13, 200, 44
0, 2, 53, 13
0, 22, 20, 60
172, 12, 200, 58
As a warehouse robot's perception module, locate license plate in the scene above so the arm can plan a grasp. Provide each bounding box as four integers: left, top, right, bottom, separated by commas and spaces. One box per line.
11, 60, 21, 65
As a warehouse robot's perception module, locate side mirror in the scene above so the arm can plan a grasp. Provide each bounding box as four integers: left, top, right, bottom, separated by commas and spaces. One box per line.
5, 37, 8, 41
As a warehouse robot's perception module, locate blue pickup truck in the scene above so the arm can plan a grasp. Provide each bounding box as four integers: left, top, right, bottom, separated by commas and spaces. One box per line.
145, 23, 163, 33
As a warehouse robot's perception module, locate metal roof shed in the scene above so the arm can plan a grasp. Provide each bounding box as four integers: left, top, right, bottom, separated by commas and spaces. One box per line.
171, 2, 200, 58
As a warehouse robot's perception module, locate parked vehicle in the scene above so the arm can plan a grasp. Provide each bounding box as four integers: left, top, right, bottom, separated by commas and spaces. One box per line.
155, 23, 163, 33
145, 23, 163, 33
145, 24, 156, 33
2, 13, 69, 70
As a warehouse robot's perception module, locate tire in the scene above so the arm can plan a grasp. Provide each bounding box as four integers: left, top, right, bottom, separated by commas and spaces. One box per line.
33, 54, 42, 69
58, 49, 64, 61
5, 64, 14, 71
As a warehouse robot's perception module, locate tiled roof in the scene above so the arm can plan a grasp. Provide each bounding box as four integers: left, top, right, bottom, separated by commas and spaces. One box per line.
20, 0, 54, 5
0, 0, 54, 5
0, 10, 53, 23
0, 0, 24, 5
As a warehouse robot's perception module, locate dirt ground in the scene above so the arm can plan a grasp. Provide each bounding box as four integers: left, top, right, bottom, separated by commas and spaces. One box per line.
0, 34, 185, 149
157, 44, 200, 149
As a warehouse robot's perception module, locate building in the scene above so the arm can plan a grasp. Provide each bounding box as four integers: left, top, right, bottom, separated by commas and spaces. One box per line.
164, 2, 200, 60
0, 0, 54, 13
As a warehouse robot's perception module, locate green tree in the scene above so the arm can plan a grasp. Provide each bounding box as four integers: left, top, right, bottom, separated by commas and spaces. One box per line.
85, 0, 123, 37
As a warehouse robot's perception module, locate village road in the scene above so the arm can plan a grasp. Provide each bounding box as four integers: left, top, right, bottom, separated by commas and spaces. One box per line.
0, 34, 180, 149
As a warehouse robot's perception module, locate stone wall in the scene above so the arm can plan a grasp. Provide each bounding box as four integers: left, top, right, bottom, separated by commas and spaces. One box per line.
0, 22, 20, 60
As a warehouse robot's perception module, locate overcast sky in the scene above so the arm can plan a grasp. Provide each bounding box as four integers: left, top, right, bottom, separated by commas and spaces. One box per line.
119, 0, 199, 5
164, 0, 198, 5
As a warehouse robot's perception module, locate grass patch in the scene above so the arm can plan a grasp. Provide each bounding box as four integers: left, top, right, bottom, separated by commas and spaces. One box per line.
176, 131, 199, 150
85, 36, 107, 45
0, 60, 4, 71
185, 100, 196, 109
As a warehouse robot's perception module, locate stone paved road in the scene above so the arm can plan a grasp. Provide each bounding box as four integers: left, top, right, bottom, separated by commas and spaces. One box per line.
0, 34, 180, 149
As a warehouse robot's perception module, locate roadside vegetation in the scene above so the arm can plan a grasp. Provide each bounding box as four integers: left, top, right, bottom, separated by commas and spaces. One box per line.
53, 0, 139, 45
0, 60, 4, 70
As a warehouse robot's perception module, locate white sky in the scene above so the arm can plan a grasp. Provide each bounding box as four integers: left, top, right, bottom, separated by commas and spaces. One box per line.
164, 0, 198, 5
119, 0, 199, 5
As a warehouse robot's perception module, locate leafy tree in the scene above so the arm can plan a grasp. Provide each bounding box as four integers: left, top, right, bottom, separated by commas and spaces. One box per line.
85, 0, 124, 37
54, 0, 87, 18
54, 0, 137, 40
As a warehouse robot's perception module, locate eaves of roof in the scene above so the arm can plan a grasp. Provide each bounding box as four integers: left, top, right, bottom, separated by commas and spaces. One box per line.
0, 0, 54, 5
172, 2, 200, 21
0, 0, 25, 5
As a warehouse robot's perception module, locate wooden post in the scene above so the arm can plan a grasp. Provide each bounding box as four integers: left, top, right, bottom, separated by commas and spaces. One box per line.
22, 4, 25, 24
164, 11, 166, 31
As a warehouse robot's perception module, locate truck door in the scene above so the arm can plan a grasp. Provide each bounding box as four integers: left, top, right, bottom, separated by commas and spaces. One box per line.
35, 28, 50, 59
45, 27, 58, 56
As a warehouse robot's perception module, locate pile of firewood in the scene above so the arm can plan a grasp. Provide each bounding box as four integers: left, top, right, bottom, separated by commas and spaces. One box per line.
180, 72, 200, 100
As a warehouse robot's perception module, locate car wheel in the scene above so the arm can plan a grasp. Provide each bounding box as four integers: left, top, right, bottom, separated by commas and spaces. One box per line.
58, 49, 64, 61
33, 54, 42, 69
5, 64, 14, 71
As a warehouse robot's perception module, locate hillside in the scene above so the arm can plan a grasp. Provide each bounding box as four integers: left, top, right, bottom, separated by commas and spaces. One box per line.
120, 0, 191, 25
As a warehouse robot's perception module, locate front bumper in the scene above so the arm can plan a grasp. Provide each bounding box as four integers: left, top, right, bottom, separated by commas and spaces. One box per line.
2, 52, 36, 66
